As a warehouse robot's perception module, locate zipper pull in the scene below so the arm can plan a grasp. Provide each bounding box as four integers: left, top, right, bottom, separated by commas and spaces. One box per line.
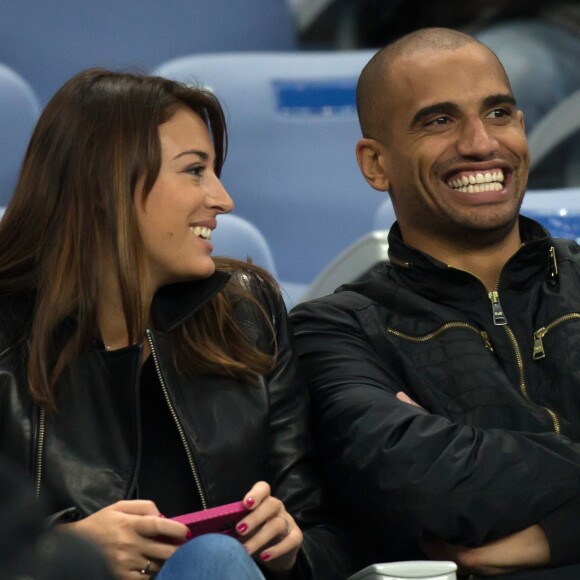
488, 291, 507, 325
549, 246, 558, 279
481, 331, 494, 352
533, 327, 547, 360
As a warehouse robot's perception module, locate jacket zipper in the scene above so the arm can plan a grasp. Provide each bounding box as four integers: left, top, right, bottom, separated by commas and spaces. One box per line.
34, 408, 46, 498
503, 325, 560, 433
533, 313, 580, 360
145, 329, 207, 509
387, 322, 494, 352
488, 291, 507, 326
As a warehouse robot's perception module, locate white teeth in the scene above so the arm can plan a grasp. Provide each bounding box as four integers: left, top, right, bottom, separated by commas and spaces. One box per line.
454, 181, 503, 193
447, 169, 505, 191
190, 226, 212, 240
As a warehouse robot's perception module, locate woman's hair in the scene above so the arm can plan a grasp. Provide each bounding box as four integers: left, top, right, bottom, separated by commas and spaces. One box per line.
0, 68, 275, 411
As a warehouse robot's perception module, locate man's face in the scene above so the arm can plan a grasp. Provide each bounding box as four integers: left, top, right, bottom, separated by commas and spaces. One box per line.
378, 43, 529, 249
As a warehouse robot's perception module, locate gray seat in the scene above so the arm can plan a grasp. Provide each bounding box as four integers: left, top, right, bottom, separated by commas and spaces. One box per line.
527, 90, 580, 189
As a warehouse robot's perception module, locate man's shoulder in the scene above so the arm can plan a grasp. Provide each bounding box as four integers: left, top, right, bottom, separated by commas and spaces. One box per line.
290, 270, 398, 331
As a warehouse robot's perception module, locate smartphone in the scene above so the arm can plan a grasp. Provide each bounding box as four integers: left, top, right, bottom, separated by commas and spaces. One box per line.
171, 501, 249, 539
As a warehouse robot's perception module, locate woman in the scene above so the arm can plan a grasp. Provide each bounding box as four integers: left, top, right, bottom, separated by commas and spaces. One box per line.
0, 69, 355, 579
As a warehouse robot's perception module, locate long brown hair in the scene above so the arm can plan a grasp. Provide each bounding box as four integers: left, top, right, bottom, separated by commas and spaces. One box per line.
0, 68, 275, 412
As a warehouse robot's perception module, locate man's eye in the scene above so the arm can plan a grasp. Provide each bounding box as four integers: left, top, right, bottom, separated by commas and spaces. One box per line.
427, 116, 450, 126
487, 108, 510, 119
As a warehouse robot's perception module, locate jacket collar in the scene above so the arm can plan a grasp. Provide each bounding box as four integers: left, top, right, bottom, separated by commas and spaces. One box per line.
354, 216, 554, 304
151, 270, 230, 332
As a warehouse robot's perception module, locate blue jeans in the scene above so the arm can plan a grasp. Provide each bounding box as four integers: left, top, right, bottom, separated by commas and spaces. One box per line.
157, 534, 266, 580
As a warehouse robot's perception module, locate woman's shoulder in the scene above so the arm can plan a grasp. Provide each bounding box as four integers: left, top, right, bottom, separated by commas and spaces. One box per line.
216, 258, 281, 307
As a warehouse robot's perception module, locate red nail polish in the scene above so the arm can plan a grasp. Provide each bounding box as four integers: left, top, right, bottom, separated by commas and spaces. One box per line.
245, 497, 255, 508
237, 522, 248, 534
260, 552, 271, 561
185, 530, 193, 540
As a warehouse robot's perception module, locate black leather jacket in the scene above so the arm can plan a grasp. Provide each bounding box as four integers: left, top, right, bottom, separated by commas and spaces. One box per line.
291, 217, 580, 568
0, 270, 356, 579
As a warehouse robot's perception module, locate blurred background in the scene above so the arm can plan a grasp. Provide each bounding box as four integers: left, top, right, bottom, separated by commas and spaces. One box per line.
1, 0, 578, 304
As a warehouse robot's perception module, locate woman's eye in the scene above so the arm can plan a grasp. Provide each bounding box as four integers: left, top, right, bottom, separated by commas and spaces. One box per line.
186, 164, 205, 177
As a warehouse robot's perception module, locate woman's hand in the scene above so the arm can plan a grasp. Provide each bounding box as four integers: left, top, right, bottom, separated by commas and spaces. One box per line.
61, 500, 189, 579
235, 481, 303, 576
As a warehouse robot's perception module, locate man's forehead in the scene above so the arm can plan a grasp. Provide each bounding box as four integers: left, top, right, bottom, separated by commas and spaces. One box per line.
388, 45, 511, 109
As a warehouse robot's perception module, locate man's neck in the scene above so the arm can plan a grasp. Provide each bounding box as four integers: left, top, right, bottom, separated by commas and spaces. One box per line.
403, 224, 522, 292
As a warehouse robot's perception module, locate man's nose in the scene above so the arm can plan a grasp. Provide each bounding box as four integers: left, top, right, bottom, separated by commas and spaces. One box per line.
456, 118, 499, 159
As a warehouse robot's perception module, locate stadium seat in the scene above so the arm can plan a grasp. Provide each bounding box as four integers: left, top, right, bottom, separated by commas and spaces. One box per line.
0, 63, 40, 206
213, 214, 277, 276
156, 50, 380, 289
528, 90, 580, 189
520, 188, 580, 242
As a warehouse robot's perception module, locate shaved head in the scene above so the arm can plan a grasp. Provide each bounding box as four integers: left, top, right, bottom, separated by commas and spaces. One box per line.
356, 27, 512, 139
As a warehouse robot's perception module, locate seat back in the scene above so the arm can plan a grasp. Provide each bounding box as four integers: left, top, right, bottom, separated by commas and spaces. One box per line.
212, 214, 277, 276
373, 197, 397, 231
157, 50, 380, 285
0, 0, 295, 105
521, 188, 580, 242
528, 90, 580, 189
0, 63, 40, 206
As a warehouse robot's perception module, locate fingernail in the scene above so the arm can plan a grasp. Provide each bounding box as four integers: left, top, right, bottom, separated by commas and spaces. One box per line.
260, 552, 271, 561
237, 522, 248, 534
158, 513, 166, 518
185, 530, 193, 540
245, 497, 255, 508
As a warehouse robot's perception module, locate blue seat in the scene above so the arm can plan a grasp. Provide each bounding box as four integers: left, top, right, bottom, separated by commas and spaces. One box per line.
213, 214, 277, 276
213, 214, 305, 307
373, 197, 397, 231
0, 0, 296, 105
521, 188, 580, 242
0, 63, 40, 207
156, 50, 380, 288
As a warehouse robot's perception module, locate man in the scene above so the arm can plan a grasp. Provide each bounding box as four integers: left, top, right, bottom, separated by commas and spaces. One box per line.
291, 27, 580, 577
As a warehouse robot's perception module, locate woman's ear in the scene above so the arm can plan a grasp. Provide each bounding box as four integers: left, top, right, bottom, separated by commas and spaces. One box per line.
355, 138, 390, 191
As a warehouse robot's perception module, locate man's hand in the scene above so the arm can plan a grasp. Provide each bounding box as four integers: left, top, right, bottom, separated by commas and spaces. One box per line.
421, 525, 551, 576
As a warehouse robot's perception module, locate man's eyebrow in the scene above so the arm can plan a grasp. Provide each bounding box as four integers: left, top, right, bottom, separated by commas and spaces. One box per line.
483, 93, 517, 109
172, 149, 209, 161
410, 102, 460, 128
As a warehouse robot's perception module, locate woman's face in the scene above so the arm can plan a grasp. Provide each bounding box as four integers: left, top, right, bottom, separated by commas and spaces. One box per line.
135, 107, 234, 289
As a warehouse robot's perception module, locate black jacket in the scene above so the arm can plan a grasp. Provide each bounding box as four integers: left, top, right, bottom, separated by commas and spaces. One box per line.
0, 270, 357, 579
291, 217, 580, 568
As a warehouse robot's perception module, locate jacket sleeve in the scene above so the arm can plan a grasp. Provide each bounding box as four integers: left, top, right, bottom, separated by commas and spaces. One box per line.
539, 496, 580, 566
248, 279, 360, 579
291, 298, 580, 559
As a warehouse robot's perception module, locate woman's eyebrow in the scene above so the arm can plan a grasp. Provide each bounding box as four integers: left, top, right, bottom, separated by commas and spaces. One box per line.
172, 149, 209, 161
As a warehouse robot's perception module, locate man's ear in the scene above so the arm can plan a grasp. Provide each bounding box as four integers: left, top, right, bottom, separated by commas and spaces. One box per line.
517, 109, 526, 132
356, 138, 390, 191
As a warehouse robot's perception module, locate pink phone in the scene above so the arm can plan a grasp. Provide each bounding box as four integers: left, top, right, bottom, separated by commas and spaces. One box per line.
171, 501, 249, 539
